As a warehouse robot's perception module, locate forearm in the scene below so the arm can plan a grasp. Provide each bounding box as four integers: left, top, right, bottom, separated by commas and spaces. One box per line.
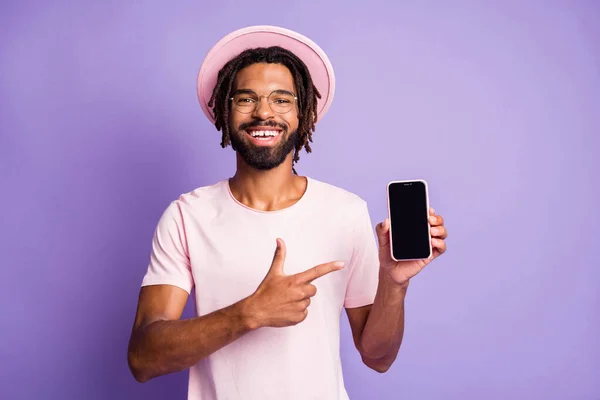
128, 297, 255, 382
360, 271, 408, 363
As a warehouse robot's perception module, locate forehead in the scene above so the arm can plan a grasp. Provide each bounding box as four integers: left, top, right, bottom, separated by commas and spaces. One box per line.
233, 63, 295, 93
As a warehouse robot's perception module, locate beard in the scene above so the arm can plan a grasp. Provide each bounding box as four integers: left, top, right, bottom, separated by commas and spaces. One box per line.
229, 120, 299, 170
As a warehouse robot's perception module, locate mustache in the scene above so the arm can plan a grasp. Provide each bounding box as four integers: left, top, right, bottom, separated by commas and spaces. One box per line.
238, 120, 287, 132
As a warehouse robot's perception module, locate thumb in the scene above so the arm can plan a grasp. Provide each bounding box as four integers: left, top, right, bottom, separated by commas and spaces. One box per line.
267, 238, 287, 276
376, 219, 390, 248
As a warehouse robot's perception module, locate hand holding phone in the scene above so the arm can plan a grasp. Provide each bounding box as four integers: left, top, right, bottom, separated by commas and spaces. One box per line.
386, 180, 432, 261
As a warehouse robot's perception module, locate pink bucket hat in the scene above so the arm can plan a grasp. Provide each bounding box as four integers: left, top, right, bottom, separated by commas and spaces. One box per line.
196, 25, 336, 124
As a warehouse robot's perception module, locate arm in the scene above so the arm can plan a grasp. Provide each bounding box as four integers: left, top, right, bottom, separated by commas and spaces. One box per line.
128, 239, 344, 382
128, 203, 257, 382
127, 284, 255, 382
346, 275, 408, 373
346, 209, 447, 373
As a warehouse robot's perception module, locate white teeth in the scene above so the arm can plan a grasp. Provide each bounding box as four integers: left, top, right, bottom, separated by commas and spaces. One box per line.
249, 130, 278, 138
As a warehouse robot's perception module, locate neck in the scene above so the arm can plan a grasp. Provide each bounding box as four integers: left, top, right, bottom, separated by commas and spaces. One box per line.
229, 153, 306, 212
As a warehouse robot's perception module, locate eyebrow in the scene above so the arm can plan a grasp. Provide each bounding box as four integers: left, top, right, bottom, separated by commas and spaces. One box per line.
232, 89, 296, 97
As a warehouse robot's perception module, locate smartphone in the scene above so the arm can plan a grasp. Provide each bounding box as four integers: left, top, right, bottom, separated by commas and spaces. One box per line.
386, 180, 432, 261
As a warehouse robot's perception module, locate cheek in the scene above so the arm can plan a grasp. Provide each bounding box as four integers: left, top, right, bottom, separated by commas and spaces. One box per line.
284, 111, 300, 131
229, 112, 245, 131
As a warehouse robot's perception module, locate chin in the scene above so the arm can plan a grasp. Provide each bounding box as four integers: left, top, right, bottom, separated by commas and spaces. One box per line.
231, 129, 300, 171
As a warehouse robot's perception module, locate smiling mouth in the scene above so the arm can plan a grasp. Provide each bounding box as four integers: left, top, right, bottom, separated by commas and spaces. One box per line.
245, 129, 282, 140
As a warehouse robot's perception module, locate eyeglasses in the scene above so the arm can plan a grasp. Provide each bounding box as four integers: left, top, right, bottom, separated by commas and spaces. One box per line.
230, 90, 297, 114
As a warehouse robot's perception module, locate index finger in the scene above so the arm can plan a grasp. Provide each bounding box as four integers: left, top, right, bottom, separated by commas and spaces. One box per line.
294, 261, 345, 284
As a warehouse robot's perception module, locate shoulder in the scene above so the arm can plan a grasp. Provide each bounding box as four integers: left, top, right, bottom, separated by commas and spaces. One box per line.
177, 180, 227, 204
164, 180, 228, 218
307, 177, 368, 212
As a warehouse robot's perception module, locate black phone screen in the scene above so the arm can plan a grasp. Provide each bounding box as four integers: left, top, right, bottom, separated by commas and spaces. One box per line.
388, 181, 431, 260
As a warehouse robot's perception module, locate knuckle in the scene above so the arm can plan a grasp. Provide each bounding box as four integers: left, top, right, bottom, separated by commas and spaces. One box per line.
311, 266, 320, 278
299, 310, 308, 322
292, 312, 306, 324
286, 278, 296, 289
297, 299, 308, 309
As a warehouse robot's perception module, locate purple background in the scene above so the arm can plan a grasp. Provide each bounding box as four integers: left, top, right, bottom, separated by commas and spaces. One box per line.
1, 1, 599, 399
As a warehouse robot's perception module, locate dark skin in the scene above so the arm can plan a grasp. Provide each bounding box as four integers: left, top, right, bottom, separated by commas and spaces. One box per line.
127, 63, 448, 382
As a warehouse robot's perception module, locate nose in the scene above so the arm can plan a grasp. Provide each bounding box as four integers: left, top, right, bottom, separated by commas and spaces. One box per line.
252, 96, 275, 120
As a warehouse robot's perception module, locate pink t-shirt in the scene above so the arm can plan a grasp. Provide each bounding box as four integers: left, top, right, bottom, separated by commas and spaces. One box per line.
141, 177, 380, 400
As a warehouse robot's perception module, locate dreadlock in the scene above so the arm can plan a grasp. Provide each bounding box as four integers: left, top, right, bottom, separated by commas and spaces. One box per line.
207, 46, 321, 174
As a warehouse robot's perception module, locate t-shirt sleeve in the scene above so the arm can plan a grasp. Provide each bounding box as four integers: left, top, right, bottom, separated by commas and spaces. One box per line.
344, 201, 380, 308
141, 201, 194, 294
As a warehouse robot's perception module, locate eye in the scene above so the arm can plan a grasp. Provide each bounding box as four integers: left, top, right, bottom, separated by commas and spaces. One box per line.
272, 97, 292, 104
236, 96, 256, 104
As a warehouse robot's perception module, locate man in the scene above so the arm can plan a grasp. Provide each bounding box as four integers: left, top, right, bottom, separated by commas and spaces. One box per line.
127, 25, 448, 400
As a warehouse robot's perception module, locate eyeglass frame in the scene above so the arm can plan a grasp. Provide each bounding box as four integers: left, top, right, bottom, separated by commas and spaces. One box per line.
229, 89, 298, 114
